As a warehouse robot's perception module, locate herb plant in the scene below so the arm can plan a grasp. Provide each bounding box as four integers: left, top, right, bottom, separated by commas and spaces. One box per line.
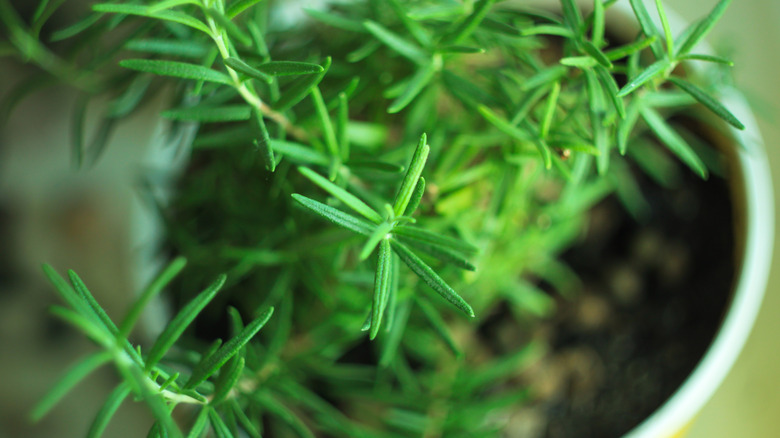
2, 0, 744, 436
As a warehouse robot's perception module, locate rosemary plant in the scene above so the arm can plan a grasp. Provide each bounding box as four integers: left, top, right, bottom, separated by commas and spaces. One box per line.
2, 0, 744, 436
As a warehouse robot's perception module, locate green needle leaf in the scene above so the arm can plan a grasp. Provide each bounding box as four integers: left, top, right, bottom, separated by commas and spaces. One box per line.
478, 105, 552, 168
594, 65, 626, 119
270, 140, 329, 166
207, 409, 232, 438
119, 59, 232, 85
119, 256, 187, 339
161, 105, 251, 122
204, 8, 252, 47
391, 225, 478, 254
592, 0, 605, 46
186, 408, 210, 438
68, 270, 119, 334
397, 236, 476, 271
360, 222, 394, 261
186, 307, 274, 389
628, 0, 664, 58
223, 57, 273, 84
146, 274, 227, 369
92, 4, 210, 34
668, 77, 744, 130
364, 20, 429, 65
230, 400, 262, 438
42, 265, 105, 331
48, 306, 112, 347
87, 383, 131, 438
369, 239, 392, 340
391, 241, 475, 318
478, 104, 532, 141
388, 62, 436, 114
310, 87, 339, 157
618, 99, 642, 155
210, 356, 245, 405
146, 0, 199, 13
539, 81, 560, 139
415, 297, 461, 356
676, 0, 731, 57
617, 60, 670, 97
250, 108, 276, 172
604, 36, 658, 61
521, 25, 574, 38
655, 0, 674, 58
31, 351, 111, 421
298, 167, 383, 223
337, 92, 350, 160
256, 61, 324, 76
49, 13, 101, 42
560, 56, 597, 68
305, 8, 366, 32
560, 0, 583, 34
679, 53, 734, 66
406, 176, 425, 215
581, 40, 613, 68
226, 0, 265, 19
346, 160, 404, 174
393, 134, 430, 217
446, 0, 496, 44
291, 194, 375, 236
275, 57, 331, 111
640, 106, 708, 178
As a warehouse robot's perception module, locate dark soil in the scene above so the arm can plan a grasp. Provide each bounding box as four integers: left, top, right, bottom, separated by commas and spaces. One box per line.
530, 154, 739, 437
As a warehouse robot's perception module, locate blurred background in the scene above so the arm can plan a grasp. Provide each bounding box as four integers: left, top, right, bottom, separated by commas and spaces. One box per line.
0, 0, 778, 437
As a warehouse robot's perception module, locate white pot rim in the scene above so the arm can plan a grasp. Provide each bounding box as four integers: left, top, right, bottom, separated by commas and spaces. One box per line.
605, 2, 776, 437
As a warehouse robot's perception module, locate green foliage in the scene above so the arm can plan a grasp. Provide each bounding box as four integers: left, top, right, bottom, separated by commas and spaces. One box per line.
6, 0, 745, 436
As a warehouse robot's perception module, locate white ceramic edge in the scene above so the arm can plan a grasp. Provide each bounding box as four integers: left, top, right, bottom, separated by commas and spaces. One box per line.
618, 1, 776, 437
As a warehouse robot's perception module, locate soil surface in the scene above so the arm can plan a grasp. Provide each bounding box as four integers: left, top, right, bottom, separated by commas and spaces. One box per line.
525, 156, 738, 438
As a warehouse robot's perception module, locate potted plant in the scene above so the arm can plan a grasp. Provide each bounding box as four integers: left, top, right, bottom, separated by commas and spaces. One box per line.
3, 0, 771, 436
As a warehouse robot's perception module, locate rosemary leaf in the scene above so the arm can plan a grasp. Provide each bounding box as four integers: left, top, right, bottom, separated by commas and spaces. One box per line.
87, 383, 131, 438
161, 105, 251, 122
364, 20, 429, 65
30, 351, 111, 421
185, 409, 210, 438
391, 225, 477, 254
298, 167, 383, 223
119, 59, 232, 85
257, 61, 324, 76
640, 106, 708, 178
391, 241, 475, 318
223, 57, 273, 83
92, 4, 210, 34
393, 133, 430, 216
270, 140, 329, 166
617, 59, 670, 97
388, 62, 435, 114
186, 307, 274, 389
146, 274, 227, 369
291, 194, 375, 236
360, 222, 394, 261
370, 239, 393, 339
226, 0, 265, 19
676, 0, 732, 57
250, 108, 276, 171
668, 77, 744, 129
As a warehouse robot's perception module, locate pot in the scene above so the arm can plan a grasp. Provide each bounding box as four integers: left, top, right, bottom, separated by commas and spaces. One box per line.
588, 2, 772, 437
